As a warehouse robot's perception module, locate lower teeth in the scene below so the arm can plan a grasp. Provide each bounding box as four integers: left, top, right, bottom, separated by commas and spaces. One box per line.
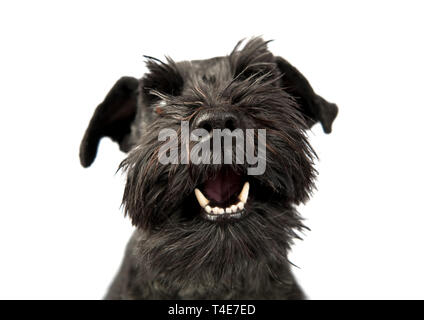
195, 182, 249, 216
204, 201, 244, 215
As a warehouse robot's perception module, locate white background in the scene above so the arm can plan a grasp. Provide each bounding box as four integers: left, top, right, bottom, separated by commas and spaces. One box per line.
1, 0, 423, 299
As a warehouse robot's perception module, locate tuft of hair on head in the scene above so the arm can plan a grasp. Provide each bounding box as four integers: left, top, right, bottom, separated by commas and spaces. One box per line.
142, 55, 184, 103
229, 37, 277, 81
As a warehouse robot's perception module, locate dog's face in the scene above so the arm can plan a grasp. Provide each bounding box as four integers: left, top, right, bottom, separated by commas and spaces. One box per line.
80, 38, 337, 290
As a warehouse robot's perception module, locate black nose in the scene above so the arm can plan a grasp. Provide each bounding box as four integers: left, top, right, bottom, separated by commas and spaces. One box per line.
193, 110, 240, 132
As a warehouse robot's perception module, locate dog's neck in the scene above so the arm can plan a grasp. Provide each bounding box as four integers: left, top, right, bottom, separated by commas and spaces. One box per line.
123, 217, 305, 299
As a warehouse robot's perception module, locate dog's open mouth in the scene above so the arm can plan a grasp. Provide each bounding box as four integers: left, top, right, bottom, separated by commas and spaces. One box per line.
194, 170, 249, 221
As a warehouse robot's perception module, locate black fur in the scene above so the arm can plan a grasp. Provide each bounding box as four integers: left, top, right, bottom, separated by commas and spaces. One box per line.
80, 37, 338, 299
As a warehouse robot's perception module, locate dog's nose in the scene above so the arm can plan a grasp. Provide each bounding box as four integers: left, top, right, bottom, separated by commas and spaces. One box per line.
193, 110, 240, 132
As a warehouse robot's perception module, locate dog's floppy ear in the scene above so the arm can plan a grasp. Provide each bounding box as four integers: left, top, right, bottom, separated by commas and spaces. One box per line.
275, 56, 338, 133
79, 76, 139, 168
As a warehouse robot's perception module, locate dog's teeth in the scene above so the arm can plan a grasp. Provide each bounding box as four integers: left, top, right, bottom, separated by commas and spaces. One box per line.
194, 188, 209, 208
238, 182, 249, 203
198, 183, 248, 217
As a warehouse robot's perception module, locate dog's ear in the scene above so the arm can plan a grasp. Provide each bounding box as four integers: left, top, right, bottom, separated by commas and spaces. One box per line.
79, 76, 139, 168
275, 56, 338, 133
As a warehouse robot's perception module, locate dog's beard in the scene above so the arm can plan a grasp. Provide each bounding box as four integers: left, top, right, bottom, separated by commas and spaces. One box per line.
133, 201, 305, 296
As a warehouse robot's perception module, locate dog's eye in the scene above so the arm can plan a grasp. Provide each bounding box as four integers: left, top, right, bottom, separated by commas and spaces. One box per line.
154, 100, 166, 115
155, 106, 163, 115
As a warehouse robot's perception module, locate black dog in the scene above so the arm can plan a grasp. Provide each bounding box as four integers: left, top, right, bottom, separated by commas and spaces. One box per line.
80, 37, 337, 299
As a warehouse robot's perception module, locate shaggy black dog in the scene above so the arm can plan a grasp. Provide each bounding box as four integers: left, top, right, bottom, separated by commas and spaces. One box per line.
80, 37, 338, 299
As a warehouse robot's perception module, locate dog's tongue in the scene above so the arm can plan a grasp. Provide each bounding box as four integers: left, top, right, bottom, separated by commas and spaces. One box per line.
203, 170, 242, 204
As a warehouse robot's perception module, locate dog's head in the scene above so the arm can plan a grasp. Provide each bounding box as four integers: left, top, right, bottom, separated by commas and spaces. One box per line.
80, 38, 337, 290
